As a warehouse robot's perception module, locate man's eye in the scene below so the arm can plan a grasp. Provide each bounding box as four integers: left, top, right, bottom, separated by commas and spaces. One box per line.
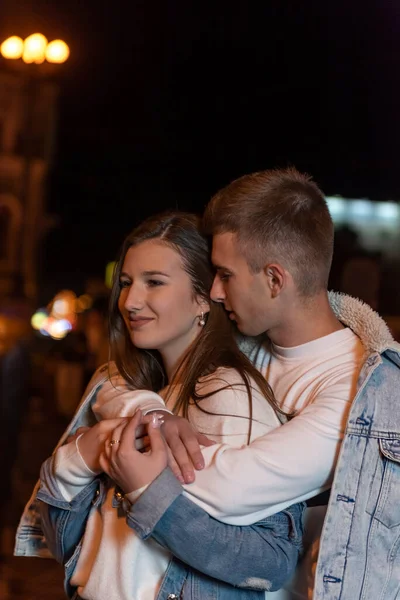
219, 273, 231, 281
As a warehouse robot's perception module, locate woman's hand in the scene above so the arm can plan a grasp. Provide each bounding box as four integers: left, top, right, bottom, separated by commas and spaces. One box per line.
76, 418, 128, 474
99, 410, 168, 494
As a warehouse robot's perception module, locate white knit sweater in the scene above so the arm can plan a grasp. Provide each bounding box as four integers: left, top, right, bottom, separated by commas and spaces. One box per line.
53, 368, 281, 600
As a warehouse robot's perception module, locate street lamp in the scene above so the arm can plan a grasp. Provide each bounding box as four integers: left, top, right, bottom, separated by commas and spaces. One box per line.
0, 34, 70, 65
0, 33, 70, 299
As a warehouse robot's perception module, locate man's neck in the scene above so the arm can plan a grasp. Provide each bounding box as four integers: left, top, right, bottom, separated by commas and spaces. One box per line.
268, 292, 344, 348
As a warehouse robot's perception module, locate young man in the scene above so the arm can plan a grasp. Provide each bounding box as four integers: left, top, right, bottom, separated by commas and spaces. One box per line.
125, 168, 400, 599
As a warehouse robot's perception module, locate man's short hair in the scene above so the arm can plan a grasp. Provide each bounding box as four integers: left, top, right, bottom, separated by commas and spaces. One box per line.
204, 167, 334, 296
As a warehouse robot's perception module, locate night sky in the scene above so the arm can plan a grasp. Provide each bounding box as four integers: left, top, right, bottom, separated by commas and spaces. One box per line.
0, 0, 399, 296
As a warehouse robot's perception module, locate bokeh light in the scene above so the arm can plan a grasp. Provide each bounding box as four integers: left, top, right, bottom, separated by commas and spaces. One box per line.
48, 318, 72, 340
1, 34, 70, 64
31, 309, 48, 330
0, 36, 24, 59
45, 39, 70, 64
23, 33, 48, 64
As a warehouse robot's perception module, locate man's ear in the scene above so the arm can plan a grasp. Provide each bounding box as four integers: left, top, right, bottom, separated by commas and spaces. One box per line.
263, 263, 286, 298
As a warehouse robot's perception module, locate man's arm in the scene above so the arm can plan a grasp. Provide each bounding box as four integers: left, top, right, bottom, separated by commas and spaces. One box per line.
180, 395, 341, 524
127, 469, 304, 591
143, 379, 353, 526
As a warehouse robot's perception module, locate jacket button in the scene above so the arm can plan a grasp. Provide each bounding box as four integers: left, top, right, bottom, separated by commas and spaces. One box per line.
167, 595, 178, 599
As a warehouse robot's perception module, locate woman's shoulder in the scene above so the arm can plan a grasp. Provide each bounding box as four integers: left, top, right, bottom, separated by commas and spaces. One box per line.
196, 367, 259, 396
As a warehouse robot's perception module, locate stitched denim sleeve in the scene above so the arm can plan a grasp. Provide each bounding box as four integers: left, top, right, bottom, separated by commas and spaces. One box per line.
37, 456, 101, 564
127, 468, 303, 591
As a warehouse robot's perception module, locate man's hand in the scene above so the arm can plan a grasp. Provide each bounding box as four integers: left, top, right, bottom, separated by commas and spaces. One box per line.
160, 414, 215, 484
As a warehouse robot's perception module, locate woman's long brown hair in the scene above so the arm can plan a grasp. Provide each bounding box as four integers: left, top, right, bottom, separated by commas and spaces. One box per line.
109, 211, 287, 443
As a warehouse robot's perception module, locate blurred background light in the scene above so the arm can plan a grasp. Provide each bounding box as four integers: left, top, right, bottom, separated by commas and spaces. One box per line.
348, 200, 373, 219
23, 33, 48, 64
31, 309, 48, 330
0, 36, 24, 59
45, 39, 70, 64
105, 262, 116, 289
375, 202, 399, 221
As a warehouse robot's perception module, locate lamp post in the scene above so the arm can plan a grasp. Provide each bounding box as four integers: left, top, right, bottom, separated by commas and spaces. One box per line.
0, 34, 70, 299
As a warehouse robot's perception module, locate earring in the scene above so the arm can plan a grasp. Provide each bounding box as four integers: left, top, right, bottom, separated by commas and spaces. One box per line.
199, 311, 206, 327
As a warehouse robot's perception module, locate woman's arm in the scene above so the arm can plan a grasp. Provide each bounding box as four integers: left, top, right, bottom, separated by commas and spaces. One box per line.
37, 454, 103, 564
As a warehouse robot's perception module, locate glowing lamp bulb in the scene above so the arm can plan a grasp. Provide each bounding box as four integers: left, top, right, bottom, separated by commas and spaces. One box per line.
0, 36, 24, 59
45, 39, 70, 64
23, 33, 48, 64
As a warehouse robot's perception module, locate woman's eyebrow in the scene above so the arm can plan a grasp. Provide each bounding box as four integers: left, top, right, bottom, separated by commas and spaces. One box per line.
141, 270, 171, 277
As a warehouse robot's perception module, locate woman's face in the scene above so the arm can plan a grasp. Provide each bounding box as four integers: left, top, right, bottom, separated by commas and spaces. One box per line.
118, 239, 207, 366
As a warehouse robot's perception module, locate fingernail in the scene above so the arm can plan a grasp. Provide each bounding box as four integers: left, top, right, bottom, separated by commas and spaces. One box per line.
151, 414, 161, 428
184, 473, 194, 483
195, 461, 204, 470
177, 475, 185, 483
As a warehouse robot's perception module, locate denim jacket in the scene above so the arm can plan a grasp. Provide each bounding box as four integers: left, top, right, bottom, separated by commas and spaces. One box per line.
123, 293, 400, 600
15, 366, 304, 599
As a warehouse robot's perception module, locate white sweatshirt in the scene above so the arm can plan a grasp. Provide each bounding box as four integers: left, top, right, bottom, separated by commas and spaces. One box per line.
53, 367, 282, 600
184, 328, 364, 524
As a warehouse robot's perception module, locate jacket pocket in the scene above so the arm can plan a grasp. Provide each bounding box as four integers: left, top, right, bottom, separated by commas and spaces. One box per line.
366, 438, 400, 528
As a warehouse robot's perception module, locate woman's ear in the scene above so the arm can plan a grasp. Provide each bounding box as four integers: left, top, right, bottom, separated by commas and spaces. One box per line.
196, 297, 211, 315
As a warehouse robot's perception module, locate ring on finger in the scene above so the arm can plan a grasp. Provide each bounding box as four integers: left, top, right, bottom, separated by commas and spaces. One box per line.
110, 439, 121, 447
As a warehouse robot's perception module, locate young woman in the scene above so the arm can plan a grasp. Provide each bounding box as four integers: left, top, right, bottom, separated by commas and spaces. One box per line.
34, 212, 304, 600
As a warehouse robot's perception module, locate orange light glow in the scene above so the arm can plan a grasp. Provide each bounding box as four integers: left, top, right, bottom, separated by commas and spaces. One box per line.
45, 39, 70, 64
0, 36, 24, 59
23, 33, 48, 64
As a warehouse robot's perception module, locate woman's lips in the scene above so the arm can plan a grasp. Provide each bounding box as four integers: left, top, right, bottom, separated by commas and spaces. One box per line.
128, 317, 154, 330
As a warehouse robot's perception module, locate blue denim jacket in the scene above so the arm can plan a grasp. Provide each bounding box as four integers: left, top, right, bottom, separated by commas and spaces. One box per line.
16, 293, 400, 599
15, 364, 305, 599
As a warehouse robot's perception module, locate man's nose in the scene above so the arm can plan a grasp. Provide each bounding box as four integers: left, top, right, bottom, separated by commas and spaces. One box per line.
210, 275, 226, 303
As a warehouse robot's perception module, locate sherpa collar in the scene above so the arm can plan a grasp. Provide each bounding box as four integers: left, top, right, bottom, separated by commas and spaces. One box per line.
328, 291, 398, 355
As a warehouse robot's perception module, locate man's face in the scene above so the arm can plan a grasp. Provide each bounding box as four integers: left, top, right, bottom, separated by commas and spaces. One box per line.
210, 232, 277, 336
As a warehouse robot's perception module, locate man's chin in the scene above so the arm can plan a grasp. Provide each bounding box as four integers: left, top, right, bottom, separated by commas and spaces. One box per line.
235, 322, 266, 338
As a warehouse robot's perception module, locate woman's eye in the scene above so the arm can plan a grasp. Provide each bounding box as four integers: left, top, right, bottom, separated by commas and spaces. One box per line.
119, 279, 131, 288
147, 279, 163, 287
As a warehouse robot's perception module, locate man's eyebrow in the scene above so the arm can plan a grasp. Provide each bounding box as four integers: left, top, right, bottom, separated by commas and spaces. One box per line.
213, 265, 232, 273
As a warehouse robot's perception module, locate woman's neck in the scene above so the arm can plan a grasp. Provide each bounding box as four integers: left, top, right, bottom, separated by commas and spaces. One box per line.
159, 329, 202, 382
160, 346, 190, 383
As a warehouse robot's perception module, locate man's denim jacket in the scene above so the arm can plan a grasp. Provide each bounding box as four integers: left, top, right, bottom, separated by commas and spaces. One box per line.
15, 292, 400, 599
14, 366, 304, 599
